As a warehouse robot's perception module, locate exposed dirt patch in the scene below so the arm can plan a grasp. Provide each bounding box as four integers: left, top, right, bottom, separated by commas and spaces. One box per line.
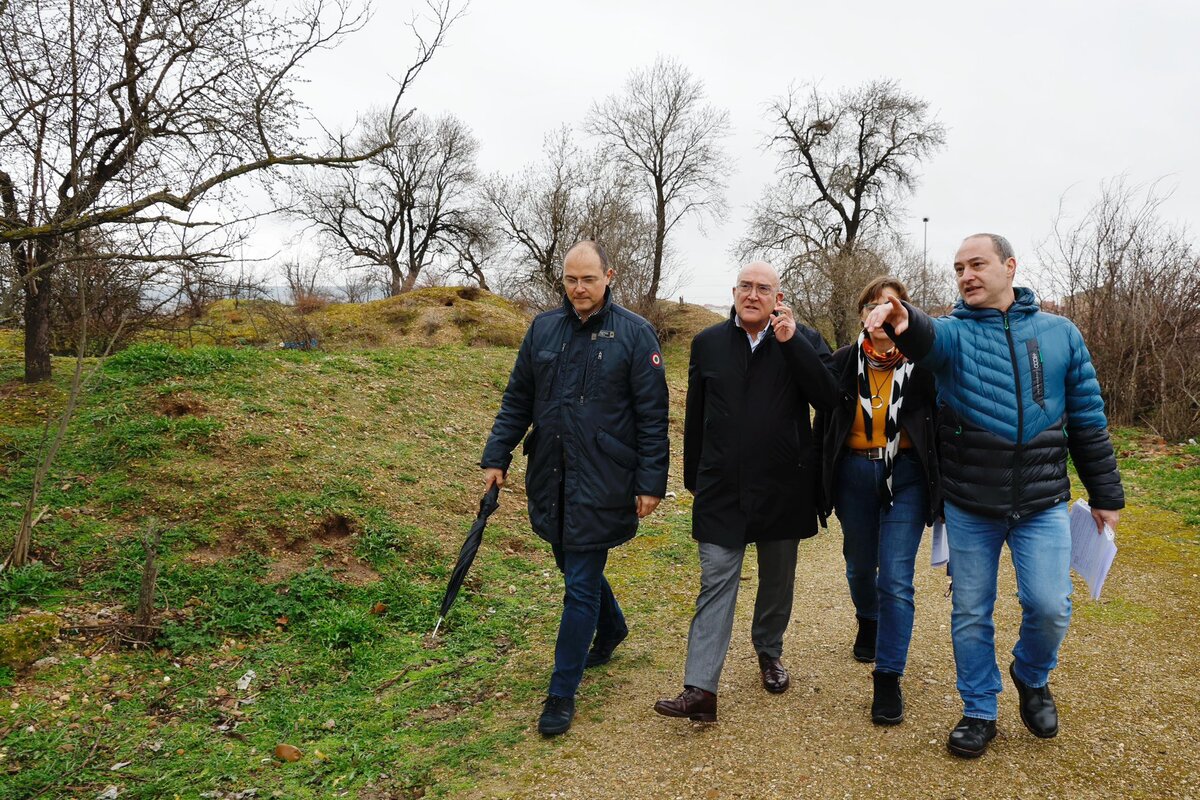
155, 393, 207, 418
186, 515, 378, 586
316, 513, 354, 542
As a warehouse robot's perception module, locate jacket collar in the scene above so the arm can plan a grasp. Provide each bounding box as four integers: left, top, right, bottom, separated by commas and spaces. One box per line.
727, 306, 777, 344
562, 287, 614, 329
951, 286, 1039, 320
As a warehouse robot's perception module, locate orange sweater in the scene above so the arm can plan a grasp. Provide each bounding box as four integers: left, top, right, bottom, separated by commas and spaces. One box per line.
847, 366, 913, 450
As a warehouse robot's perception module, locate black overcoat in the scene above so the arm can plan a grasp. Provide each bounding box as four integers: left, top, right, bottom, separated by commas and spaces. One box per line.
813, 343, 942, 526
683, 315, 836, 547
481, 291, 670, 552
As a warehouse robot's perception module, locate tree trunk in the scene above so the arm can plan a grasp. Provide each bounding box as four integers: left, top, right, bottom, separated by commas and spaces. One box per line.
23, 253, 54, 383
646, 197, 666, 307
399, 265, 419, 293
131, 522, 163, 646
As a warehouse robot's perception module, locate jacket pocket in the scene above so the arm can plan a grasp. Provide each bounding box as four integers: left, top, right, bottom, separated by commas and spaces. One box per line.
534, 349, 560, 400
595, 428, 637, 470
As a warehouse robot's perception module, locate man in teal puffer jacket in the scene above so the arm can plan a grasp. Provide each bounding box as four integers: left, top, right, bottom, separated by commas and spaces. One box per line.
866, 233, 1124, 759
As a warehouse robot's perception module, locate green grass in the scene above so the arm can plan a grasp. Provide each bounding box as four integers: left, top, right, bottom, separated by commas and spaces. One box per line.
1110, 427, 1200, 528
0, 339, 563, 798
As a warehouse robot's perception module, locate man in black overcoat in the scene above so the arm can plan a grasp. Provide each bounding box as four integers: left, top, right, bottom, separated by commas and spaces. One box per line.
654, 261, 836, 722
481, 240, 669, 736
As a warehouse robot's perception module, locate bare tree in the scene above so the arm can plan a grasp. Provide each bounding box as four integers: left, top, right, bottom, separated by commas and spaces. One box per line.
441, 210, 499, 291
280, 258, 332, 313
739, 80, 946, 345
336, 266, 385, 303
1041, 178, 1200, 439
587, 57, 731, 308
486, 128, 655, 308
484, 128, 584, 306
0, 0, 459, 382
295, 111, 480, 296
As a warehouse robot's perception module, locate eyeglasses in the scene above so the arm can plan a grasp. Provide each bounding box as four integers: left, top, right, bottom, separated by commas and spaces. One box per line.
736, 281, 777, 297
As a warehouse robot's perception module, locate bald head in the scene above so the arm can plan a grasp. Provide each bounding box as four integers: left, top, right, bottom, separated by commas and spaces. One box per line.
564, 239, 610, 272
737, 261, 780, 289
732, 260, 783, 333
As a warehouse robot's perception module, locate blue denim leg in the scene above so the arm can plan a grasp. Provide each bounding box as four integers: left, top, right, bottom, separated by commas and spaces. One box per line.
593, 573, 628, 646
548, 546, 611, 698
1008, 504, 1072, 689
873, 453, 927, 675
944, 502, 1007, 720
833, 453, 882, 621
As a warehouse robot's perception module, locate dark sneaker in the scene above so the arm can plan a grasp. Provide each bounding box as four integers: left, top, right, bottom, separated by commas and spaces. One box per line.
1009, 661, 1059, 738
537, 694, 575, 737
947, 715, 997, 758
653, 686, 717, 723
853, 615, 877, 662
585, 629, 629, 669
871, 670, 904, 725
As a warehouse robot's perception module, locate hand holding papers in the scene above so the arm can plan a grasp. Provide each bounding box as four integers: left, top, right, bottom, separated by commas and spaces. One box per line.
1069, 499, 1117, 601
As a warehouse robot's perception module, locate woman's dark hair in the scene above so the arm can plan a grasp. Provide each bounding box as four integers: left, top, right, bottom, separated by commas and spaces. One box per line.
856, 275, 911, 312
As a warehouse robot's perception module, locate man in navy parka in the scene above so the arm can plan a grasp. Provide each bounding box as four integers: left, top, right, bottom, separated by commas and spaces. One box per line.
481, 240, 669, 737
866, 233, 1124, 758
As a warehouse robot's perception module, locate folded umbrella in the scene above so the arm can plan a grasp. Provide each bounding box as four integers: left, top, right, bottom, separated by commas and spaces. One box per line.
432, 484, 501, 637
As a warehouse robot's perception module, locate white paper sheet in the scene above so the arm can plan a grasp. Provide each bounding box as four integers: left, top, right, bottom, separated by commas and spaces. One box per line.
931, 518, 949, 569
1069, 499, 1117, 601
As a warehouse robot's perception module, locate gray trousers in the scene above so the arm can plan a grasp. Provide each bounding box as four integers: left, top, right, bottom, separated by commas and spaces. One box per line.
683, 538, 800, 694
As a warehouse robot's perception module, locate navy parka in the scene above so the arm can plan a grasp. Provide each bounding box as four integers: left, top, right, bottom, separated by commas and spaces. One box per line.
481, 290, 669, 551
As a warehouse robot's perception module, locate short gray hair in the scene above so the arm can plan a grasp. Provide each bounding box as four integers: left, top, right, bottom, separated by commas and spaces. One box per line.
968, 233, 1016, 262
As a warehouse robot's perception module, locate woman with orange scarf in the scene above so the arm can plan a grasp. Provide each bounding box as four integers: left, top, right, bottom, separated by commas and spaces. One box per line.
816, 276, 940, 724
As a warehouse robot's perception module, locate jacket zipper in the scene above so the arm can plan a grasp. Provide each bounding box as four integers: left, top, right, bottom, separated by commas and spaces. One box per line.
579, 347, 601, 404
1003, 311, 1024, 521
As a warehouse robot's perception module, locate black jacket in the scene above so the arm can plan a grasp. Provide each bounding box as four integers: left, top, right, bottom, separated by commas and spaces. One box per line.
481, 291, 670, 551
813, 344, 942, 525
684, 315, 836, 547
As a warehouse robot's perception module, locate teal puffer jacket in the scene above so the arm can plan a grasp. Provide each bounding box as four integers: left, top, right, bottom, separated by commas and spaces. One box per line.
893, 288, 1124, 521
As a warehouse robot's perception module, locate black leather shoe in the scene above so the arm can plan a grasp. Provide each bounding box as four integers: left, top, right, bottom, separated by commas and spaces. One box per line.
871, 670, 904, 725
537, 694, 575, 737
758, 652, 790, 694
585, 629, 628, 669
1009, 661, 1059, 738
947, 715, 997, 758
653, 686, 717, 722
853, 616, 877, 662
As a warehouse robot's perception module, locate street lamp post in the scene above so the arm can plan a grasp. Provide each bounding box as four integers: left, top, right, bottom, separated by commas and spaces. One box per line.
921, 216, 929, 306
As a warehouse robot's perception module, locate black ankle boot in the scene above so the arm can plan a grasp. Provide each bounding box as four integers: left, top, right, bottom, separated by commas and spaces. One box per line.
947, 715, 997, 758
871, 670, 904, 725
853, 616, 877, 662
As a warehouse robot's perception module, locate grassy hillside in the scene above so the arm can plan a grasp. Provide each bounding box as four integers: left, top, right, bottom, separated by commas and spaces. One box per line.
155, 287, 531, 350
0, 336, 694, 799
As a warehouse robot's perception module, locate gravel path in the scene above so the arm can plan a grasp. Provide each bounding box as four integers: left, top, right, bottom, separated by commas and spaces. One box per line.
465, 505, 1199, 800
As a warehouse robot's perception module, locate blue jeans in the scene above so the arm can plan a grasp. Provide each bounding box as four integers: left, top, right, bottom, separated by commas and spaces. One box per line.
833, 450, 928, 675
547, 545, 627, 698
944, 501, 1072, 720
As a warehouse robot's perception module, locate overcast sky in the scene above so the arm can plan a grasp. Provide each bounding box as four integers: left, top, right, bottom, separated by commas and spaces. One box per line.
269, 0, 1200, 305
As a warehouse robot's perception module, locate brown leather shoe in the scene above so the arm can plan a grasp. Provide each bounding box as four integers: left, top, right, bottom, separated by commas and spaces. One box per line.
758, 653, 790, 694
653, 686, 717, 722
